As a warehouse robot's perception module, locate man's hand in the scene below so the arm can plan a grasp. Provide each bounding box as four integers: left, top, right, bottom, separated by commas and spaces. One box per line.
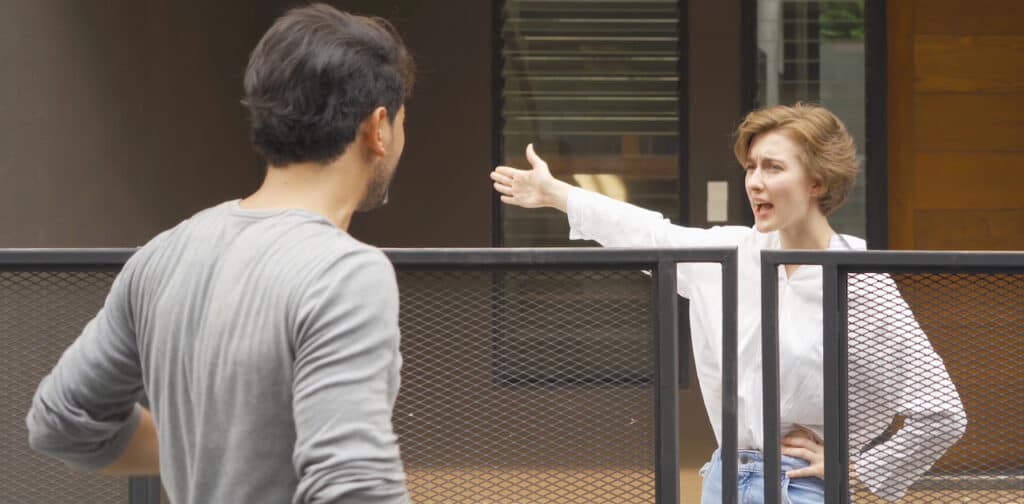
490, 144, 570, 211
98, 406, 160, 476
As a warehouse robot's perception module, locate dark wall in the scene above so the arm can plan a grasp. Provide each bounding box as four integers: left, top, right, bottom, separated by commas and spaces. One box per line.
687, 0, 747, 229
322, 0, 496, 247
0, 0, 493, 248
0, 1, 274, 247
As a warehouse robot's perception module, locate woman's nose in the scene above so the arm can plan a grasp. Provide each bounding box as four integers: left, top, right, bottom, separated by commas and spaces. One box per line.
746, 168, 764, 191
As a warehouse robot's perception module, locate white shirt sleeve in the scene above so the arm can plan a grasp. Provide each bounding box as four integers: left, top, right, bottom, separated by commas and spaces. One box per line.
849, 273, 967, 501
566, 187, 750, 297
567, 186, 749, 248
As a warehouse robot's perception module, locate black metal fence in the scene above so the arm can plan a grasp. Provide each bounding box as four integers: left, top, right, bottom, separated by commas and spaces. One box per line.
0, 247, 739, 504
386, 248, 738, 504
0, 249, 159, 504
761, 250, 1024, 504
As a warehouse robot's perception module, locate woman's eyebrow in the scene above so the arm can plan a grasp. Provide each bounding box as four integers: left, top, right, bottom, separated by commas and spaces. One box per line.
748, 155, 785, 165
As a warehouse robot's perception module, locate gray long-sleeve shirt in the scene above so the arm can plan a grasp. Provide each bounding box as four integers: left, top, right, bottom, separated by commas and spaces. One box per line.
26, 201, 409, 504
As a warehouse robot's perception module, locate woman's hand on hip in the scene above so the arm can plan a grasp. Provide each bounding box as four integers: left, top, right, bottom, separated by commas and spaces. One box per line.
782, 431, 825, 479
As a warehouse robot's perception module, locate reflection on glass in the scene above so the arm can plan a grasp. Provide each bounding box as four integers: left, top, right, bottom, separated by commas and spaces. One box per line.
756, 0, 866, 237
500, 1, 681, 246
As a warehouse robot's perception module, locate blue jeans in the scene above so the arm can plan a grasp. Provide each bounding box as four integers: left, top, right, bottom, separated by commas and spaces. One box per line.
700, 449, 825, 504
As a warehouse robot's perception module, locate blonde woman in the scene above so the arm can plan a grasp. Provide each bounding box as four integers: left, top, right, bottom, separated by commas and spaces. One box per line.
491, 103, 965, 502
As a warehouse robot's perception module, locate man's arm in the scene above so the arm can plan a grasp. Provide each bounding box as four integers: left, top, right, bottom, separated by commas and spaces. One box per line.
97, 406, 160, 475
291, 247, 409, 503
26, 258, 157, 473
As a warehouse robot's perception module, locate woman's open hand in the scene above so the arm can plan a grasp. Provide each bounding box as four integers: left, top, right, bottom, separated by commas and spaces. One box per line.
490, 144, 569, 211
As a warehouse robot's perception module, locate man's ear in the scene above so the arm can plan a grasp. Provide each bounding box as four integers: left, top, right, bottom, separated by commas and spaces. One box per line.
360, 106, 390, 157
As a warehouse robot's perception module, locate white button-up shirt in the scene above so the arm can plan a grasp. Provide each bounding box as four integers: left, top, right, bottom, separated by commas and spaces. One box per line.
567, 187, 966, 500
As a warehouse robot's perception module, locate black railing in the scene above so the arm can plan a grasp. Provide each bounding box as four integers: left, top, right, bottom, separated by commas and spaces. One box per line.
0, 247, 740, 504
761, 250, 1024, 504
386, 248, 738, 504
0, 249, 158, 504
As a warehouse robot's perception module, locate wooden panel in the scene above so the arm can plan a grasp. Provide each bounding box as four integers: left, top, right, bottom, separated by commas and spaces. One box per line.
887, 0, 917, 249
914, 93, 1024, 152
913, 209, 1024, 249
915, 35, 1024, 93
914, 153, 1024, 209
914, 0, 1024, 35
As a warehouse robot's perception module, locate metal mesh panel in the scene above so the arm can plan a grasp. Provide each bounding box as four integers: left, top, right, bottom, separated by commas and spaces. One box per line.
847, 272, 1023, 503
0, 269, 131, 503
394, 269, 656, 503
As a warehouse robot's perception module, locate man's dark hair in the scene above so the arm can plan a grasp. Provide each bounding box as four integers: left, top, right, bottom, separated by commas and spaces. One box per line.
243, 3, 415, 166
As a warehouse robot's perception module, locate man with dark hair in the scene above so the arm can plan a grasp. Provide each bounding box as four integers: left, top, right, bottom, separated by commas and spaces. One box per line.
26, 4, 414, 503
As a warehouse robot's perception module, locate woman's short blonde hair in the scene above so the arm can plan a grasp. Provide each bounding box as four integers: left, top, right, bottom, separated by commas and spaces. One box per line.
733, 103, 858, 216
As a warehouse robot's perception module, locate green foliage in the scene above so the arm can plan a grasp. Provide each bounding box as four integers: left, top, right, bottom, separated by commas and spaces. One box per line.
820, 0, 865, 40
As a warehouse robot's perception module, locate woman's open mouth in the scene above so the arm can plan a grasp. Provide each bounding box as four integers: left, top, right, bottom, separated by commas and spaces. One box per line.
754, 202, 774, 218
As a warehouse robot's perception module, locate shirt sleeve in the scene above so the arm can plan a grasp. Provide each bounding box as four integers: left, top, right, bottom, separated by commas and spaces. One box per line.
566, 186, 750, 296
849, 273, 967, 501
291, 247, 409, 504
25, 257, 145, 470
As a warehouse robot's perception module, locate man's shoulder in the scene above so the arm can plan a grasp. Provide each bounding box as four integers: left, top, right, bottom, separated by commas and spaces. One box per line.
271, 225, 393, 290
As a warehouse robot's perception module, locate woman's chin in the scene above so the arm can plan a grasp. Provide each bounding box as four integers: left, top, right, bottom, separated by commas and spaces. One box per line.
754, 220, 777, 233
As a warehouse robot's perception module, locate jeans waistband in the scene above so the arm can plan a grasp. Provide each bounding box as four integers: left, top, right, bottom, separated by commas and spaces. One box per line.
710, 448, 810, 473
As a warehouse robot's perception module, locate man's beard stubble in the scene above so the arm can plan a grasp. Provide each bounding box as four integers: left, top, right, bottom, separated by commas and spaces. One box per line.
356, 158, 397, 213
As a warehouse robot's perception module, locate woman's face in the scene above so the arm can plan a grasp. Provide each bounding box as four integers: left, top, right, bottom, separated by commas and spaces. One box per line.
743, 131, 822, 233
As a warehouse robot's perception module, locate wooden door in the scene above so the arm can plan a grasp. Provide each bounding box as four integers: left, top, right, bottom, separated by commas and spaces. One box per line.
886, 0, 1024, 477
888, 0, 1024, 251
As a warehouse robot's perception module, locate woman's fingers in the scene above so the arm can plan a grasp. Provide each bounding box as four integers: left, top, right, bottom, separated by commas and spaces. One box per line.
490, 171, 511, 184
781, 446, 818, 461
786, 466, 821, 479
781, 436, 816, 449
494, 166, 524, 178
782, 434, 825, 479
493, 181, 513, 195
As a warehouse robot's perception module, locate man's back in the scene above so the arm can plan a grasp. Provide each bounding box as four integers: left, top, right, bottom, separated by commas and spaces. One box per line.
27, 5, 414, 501
28, 201, 408, 503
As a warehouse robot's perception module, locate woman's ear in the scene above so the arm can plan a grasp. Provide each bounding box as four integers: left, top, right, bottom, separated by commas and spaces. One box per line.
810, 177, 826, 198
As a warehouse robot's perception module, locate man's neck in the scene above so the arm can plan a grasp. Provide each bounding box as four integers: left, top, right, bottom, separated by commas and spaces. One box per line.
240, 157, 367, 230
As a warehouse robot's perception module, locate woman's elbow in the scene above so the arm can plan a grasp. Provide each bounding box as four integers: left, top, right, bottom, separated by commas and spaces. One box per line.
949, 398, 968, 441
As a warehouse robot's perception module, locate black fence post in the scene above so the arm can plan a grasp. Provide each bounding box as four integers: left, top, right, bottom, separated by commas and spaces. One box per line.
654, 258, 681, 504
822, 263, 850, 503
721, 252, 739, 504
129, 477, 162, 504
760, 253, 782, 504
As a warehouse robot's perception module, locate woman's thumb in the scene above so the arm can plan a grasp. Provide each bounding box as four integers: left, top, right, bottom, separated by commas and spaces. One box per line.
525, 143, 547, 170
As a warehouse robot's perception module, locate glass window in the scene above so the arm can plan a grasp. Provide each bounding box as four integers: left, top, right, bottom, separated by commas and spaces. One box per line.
499, 0, 682, 246
756, 0, 867, 237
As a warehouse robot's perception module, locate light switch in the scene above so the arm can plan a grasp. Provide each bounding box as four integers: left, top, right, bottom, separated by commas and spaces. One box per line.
707, 181, 728, 223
